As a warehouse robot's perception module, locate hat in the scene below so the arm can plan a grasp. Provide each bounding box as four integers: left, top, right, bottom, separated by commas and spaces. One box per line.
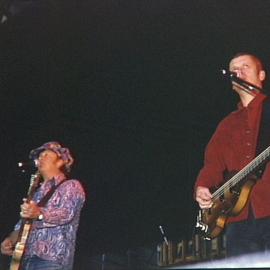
29, 141, 74, 171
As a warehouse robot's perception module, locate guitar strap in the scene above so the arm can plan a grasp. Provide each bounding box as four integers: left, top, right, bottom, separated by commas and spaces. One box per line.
247, 97, 270, 219
251, 97, 270, 180
37, 178, 68, 207
256, 97, 270, 156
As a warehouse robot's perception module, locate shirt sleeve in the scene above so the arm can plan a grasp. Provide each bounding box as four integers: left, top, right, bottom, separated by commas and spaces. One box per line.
194, 121, 228, 191
36, 180, 85, 228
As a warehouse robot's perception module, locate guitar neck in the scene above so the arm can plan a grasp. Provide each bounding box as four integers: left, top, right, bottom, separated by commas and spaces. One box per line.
213, 145, 270, 199
9, 172, 41, 270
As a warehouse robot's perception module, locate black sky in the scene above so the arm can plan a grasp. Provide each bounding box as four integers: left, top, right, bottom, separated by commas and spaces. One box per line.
1, 0, 270, 263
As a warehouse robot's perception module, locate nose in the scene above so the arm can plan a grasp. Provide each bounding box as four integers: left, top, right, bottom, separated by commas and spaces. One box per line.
233, 68, 247, 81
38, 154, 45, 162
34, 159, 39, 167
37, 157, 42, 167
234, 69, 242, 78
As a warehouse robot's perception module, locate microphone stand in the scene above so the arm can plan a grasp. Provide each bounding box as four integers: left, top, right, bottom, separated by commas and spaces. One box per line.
158, 225, 169, 246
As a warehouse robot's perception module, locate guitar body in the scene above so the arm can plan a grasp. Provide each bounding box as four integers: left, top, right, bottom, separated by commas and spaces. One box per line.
198, 178, 257, 239
9, 223, 32, 270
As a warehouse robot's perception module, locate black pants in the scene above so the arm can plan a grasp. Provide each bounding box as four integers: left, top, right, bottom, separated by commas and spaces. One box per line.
226, 217, 270, 257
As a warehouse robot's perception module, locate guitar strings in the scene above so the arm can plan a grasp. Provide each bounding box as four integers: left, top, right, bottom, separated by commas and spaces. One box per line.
211, 147, 270, 200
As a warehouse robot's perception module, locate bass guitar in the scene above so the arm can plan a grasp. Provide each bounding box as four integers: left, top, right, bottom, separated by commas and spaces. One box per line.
9, 172, 41, 270
196, 145, 270, 240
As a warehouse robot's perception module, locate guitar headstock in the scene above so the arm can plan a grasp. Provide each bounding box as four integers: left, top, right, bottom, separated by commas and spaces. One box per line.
26, 172, 42, 200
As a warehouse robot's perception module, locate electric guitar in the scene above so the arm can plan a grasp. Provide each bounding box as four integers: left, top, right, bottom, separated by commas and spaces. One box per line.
196, 145, 270, 240
9, 172, 41, 270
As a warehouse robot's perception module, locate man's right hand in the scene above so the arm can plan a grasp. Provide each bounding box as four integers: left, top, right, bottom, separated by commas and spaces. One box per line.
1, 238, 14, 256
195, 186, 213, 209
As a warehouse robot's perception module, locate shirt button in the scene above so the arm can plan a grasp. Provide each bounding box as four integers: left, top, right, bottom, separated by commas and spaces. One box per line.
246, 155, 251, 159
246, 142, 251, 146
246, 130, 251, 134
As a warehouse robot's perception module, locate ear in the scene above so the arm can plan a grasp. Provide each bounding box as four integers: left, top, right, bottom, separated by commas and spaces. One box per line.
259, 70, 266, 82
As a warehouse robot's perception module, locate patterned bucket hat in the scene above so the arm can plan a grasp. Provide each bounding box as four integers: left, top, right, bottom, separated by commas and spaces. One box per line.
29, 141, 74, 171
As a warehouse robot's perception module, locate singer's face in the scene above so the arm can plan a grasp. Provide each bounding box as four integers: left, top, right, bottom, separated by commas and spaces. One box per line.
37, 150, 64, 174
229, 55, 265, 88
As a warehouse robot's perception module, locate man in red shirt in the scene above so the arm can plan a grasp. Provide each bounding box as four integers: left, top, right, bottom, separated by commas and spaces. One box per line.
194, 52, 270, 257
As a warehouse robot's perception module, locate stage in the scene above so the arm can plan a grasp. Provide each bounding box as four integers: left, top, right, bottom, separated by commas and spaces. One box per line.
166, 252, 270, 269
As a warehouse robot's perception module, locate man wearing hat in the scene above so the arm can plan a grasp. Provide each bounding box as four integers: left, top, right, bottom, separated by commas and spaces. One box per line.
0, 141, 85, 270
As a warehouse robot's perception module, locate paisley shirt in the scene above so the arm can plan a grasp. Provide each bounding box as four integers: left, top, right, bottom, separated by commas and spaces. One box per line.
15, 174, 85, 267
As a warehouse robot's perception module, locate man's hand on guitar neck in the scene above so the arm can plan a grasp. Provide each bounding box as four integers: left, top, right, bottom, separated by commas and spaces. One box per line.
20, 199, 42, 220
195, 186, 213, 209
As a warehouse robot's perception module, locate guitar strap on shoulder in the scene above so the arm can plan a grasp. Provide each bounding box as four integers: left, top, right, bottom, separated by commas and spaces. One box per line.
256, 97, 270, 154
37, 179, 68, 207
254, 97, 270, 177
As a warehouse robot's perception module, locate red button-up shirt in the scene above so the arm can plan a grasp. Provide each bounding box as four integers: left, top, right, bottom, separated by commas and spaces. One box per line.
195, 92, 270, 223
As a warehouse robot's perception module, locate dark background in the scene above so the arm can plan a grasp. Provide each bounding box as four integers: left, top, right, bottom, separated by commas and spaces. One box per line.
0, 0, 270, 266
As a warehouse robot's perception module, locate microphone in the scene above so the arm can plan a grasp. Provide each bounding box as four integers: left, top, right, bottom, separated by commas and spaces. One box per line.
18, 159, 38, 172
221, 69, 262, 93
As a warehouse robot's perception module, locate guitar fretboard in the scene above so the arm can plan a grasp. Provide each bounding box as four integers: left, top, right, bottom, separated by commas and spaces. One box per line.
212, 145, 270, 200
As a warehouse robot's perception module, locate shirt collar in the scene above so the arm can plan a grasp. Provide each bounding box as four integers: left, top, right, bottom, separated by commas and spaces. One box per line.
237, 92, 267, 110
44, 173, 66, 187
